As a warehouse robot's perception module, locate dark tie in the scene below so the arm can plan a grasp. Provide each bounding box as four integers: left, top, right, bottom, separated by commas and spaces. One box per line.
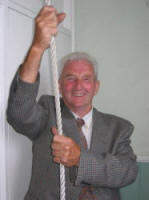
76, 118, 96, 200
76, 118, 88, 148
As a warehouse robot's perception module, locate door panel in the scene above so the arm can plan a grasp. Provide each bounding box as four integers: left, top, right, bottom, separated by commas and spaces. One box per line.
2, 0, 75, 200
9, 0, 44, 13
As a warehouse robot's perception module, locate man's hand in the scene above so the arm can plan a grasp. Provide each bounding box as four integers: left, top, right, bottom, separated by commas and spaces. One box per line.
51, 127, 81, 167
32, 6, 66, 52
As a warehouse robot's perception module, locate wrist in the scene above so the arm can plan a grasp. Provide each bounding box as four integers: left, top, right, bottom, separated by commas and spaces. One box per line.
30, 44, 45, 55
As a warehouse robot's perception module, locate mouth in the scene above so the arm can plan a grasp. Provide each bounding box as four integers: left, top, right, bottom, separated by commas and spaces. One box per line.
72, 92, 85, 97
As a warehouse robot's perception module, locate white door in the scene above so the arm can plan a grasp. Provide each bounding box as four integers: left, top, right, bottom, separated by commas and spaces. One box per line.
0, 0, 75, 199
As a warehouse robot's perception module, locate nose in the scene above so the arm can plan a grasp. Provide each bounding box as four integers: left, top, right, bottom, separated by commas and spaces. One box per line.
74, 79, 82, 90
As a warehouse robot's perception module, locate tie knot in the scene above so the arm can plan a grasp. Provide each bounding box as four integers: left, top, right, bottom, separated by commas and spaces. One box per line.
76, 118, 85, 129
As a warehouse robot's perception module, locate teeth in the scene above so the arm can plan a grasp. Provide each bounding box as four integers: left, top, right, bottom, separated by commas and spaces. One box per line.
73, 93, 84, 96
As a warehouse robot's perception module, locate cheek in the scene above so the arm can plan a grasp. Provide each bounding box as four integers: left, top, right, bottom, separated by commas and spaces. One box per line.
83, 83, 98, 96
83, 83, 94, 92
62, 82, 74, 92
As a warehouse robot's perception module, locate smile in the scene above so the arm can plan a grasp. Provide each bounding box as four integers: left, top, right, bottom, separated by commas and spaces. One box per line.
72, 93, 85, 97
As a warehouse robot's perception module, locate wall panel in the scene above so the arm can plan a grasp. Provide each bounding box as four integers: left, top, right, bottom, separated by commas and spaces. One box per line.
120, 162, 149, 200
9, 0, 44, 13
6, 7, 35, 200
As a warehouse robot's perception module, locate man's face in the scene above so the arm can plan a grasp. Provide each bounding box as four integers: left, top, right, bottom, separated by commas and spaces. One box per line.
59, 59, 100, 116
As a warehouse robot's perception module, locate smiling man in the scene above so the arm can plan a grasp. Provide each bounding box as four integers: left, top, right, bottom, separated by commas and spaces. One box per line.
59, 59, 99, 117
7, 6, 137, 200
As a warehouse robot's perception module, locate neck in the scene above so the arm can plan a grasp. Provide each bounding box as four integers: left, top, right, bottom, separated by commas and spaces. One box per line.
67, 105, 92, 118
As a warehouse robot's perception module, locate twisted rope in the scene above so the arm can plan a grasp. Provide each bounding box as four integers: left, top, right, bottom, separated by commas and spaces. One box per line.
44, 1, 66, 200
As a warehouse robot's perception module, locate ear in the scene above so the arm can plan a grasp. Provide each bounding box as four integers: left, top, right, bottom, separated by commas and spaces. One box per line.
94, 80, 100, 95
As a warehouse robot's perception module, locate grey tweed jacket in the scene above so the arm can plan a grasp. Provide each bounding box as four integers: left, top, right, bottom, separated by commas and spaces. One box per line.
7, 72, 138, 200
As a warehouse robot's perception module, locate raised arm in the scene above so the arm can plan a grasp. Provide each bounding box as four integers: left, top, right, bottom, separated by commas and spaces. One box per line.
7, 6, 65, 140
19, 6, 65, 83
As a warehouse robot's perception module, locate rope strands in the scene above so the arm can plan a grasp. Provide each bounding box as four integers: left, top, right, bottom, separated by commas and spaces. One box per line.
44, 1, 66, 200
50, 37, 66, 200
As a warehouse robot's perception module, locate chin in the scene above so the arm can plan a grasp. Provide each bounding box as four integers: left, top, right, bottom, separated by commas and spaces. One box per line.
72, 102, 89, 109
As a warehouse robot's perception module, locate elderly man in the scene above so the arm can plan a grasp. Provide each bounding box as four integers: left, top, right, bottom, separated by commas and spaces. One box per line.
7, 6, 138, 200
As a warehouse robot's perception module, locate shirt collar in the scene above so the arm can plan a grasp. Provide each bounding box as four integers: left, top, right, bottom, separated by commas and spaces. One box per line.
72, 109, 93, 129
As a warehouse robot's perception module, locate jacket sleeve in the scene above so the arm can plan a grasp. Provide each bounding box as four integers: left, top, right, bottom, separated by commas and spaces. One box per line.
75, 123, 138, 188
7, 70, 49, 140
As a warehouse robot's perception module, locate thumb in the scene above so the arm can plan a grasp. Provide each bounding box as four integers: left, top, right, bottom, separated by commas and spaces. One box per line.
57, 13, 66, 24
51, 127, 59, 136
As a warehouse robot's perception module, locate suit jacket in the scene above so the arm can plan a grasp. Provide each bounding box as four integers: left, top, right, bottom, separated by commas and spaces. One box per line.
7, 72, 138, 200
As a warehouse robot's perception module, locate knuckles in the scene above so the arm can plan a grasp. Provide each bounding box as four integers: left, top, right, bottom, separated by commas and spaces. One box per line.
66, 137, 74, 145
51, 135, 80, 166
35, 7, 58, 26
39, 5, 56, 16
42, 5, 56, 12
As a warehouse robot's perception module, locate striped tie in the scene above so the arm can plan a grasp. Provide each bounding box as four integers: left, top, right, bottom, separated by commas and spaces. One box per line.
76, 118, 88, 148
76, 118, 96, 200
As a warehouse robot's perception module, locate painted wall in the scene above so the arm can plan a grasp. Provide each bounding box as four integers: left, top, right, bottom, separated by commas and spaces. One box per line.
75, 1, 149, 199
75, 0, 149, 160
121, 162, 149, 200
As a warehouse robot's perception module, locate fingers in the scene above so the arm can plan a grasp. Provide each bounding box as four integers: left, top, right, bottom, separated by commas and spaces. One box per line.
52, 127, 58, 136
38, 6, 65, 26
57, 13, 66, 24
36, 7, 58, 33
52, 146, 72, 166
51, 131, 81, 167
39, 6, 57, 19
33, 6, 66, 51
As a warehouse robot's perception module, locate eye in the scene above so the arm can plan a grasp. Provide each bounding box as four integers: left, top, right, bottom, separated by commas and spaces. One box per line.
83, 76, 90, 81
66, 76, 75, 81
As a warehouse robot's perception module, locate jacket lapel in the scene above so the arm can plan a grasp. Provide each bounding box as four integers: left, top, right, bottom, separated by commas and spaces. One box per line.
90, 108, 108, 153
61, 103, 81, 146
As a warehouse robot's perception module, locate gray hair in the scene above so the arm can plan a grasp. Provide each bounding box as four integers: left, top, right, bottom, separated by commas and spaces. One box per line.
58, 52, 99, 80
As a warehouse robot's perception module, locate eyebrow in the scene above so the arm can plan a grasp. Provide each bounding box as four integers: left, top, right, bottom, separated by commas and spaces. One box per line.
64, 74, 75, 77
63, 73, 94, 78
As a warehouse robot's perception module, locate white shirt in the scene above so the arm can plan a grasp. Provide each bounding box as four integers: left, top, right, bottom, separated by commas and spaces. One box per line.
72, 109, 93, 149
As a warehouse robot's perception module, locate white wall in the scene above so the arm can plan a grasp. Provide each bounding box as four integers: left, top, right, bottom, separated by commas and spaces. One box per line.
0, 0, 75, 199
0, 4, 7, 200
76, 0, 149, 161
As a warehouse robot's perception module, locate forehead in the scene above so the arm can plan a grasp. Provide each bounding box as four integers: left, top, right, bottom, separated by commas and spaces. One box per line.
62, 59, 94, 75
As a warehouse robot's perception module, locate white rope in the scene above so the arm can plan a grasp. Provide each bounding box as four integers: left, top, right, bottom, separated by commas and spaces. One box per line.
44, 1, 66, 200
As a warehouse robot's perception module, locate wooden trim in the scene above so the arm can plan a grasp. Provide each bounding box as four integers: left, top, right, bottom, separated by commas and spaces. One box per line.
8, 0, 36, 18
72, 0, 75, 51
8, 0, 43, 15
137, 156, 149, 163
